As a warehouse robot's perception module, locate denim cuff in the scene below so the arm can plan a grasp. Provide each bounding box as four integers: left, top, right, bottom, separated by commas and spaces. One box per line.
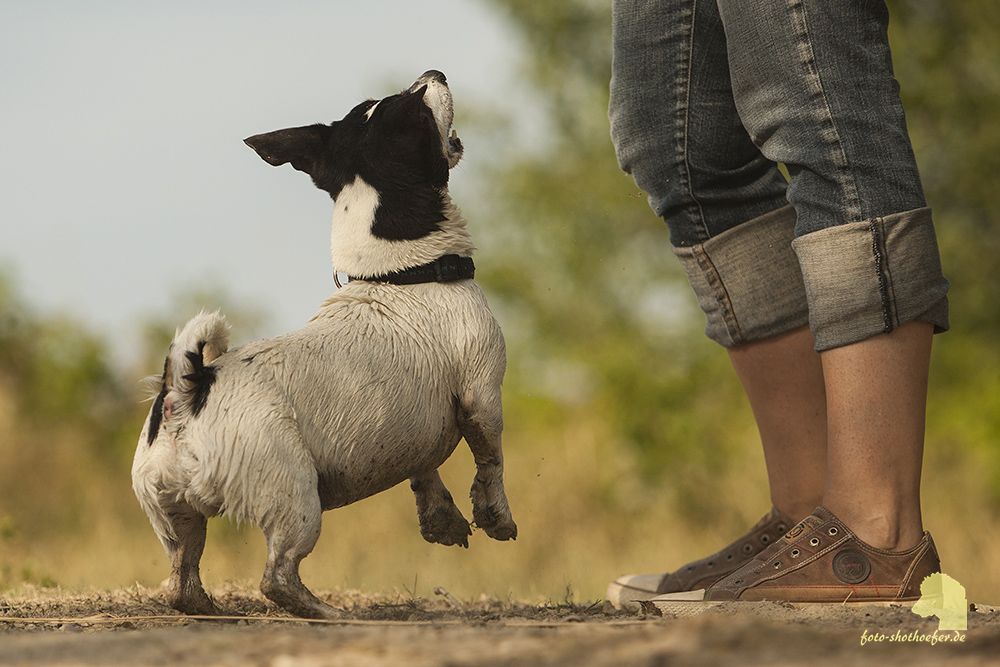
791, 207, 950, 352
673, 205, 809, 347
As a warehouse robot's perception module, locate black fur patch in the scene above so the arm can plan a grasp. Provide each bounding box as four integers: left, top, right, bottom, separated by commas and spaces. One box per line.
365, 91, 449, 241
147, 354, 170, 446
183, 341, 218, 417
147, 385, 166, 446
246, 83, 452, 242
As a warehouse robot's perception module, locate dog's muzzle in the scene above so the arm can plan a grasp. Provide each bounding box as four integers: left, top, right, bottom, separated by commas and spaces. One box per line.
409, 70, 462, 168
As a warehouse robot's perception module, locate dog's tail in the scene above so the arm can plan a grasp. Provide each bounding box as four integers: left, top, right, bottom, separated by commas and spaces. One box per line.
133, 311, 230, 549
163, 310, 230, 424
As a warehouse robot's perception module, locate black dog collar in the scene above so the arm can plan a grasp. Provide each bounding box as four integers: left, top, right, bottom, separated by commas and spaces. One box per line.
347, 254, 475, 285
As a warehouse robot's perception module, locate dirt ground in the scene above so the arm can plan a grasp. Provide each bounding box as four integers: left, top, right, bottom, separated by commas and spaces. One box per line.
2, 585, 999, 666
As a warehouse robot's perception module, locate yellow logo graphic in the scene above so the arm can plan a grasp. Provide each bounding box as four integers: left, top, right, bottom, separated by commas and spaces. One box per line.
911, 572, 968, 632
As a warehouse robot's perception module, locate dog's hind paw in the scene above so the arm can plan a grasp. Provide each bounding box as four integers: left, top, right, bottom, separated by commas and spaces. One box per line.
166, 586, 220, 617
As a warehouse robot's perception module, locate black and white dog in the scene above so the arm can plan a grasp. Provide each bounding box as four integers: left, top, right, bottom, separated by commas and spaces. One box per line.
132, 71, 516, 619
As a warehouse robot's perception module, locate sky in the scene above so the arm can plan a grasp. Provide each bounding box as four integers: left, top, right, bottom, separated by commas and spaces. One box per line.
1, 0, 529, 366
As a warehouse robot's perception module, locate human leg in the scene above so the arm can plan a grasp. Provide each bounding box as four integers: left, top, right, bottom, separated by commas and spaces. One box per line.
718, 0, 948, 532
727, 325, 826, 523
651, 321, 938, 607
821, 320, 932, 551
607, 0, 814, 610
641, 0, 950, 606
729, 319, 933, 553
674, 0, 948, 554
612, 0, 950, 609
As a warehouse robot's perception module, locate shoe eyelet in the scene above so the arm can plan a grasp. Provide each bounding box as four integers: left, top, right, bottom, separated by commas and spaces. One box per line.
809, 537, 820, 547
743, 544, 753, 555
791, 548, 801, 558
828, 527, 839, 536
761, 535, 770, 544
686, 565, 695, 571
727, 554, 734, 561
733, 579, 743, 585
707, 561, 715, 567
777, 524, 787, 534
773, 561, 781, 569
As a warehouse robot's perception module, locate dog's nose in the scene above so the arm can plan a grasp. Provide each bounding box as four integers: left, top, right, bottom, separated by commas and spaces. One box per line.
421, 70, 447, 84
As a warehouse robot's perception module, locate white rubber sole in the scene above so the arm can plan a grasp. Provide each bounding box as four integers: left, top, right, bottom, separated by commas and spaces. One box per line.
646, 596, 919, 618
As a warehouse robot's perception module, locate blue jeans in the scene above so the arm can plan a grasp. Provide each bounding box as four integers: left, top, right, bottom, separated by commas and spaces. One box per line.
610, 0, 949, 351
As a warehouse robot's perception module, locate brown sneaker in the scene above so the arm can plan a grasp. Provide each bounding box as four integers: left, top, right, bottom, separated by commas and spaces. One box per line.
604, 507, 792, 611
650, 506, 941, 615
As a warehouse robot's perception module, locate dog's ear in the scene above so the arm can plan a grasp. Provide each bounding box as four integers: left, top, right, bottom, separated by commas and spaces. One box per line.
244, 124, 330, 175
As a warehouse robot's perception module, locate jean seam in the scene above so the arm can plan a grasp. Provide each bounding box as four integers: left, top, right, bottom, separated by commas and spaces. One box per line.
869, 219, 895, 334
694, 245, 743, 344
678, 0, 709, 241
789, 0, 863, 224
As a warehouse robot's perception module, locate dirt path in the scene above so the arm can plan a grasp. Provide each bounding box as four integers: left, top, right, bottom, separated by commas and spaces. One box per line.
2, 586, 999, 666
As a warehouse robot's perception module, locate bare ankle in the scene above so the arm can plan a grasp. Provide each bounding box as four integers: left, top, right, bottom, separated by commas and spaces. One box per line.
772, 498, 822, 524
823, 503, 924, 552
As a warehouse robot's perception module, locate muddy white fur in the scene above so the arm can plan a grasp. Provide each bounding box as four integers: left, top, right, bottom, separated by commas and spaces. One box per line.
132, 71, 515, 619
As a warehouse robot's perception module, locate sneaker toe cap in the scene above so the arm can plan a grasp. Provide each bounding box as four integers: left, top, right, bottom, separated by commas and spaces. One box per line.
605, 573, 665, 611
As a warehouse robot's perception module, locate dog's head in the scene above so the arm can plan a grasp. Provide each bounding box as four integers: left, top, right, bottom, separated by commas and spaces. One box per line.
245, 70, 463, 243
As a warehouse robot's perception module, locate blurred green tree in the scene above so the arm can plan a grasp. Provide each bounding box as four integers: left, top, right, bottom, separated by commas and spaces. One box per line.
0, 271, 123, 432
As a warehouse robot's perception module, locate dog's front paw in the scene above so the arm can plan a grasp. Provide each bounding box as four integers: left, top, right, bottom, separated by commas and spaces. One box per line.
447, 130, 464, 167
472, 504, 517, 542
470, 473, 517, 541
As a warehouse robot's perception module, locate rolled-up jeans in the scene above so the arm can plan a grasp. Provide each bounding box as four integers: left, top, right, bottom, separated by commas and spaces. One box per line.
610, 0, 949, 351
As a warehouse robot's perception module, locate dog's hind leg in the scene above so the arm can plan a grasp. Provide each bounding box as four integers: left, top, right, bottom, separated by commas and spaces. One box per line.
259, 493, 342, 619
164, 509, 219, 616
410, 470, 471, 547
257, 448, 341, 620
457, 389, 517, 541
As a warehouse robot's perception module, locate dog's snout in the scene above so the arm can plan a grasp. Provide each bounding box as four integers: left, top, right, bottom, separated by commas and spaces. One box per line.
421, 70, 446, 85
407, 70, 448, 96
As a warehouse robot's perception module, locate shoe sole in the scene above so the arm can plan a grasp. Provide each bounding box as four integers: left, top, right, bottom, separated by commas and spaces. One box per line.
646, 598, 919, 617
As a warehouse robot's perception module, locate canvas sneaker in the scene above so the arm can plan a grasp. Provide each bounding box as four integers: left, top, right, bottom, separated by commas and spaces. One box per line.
604, 507, 792, 612
649, 506, 940, 615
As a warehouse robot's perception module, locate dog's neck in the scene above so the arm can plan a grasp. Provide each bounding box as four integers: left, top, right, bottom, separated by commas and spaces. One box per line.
329, 176, 475, 279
